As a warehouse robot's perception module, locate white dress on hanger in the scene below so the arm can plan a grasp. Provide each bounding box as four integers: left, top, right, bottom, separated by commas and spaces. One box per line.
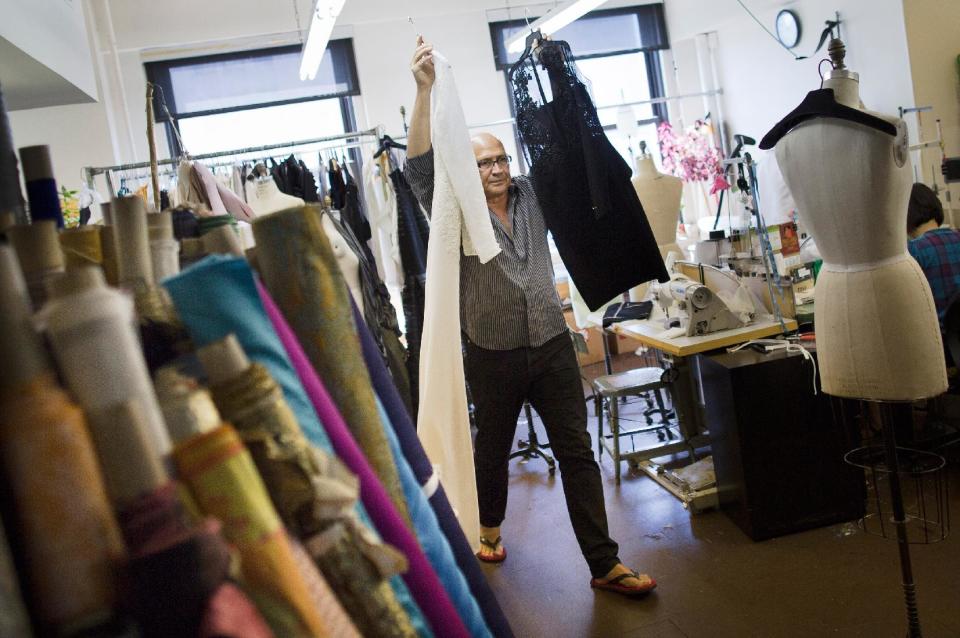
362, 149, 403, 289
417, 51, 501, 548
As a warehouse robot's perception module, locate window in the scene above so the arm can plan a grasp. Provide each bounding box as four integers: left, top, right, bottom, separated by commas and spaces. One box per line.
489, 5, 669, 170
144, 39, 360, 158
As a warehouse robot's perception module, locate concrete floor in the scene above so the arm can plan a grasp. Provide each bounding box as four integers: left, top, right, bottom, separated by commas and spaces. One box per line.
479, 356, 960, 638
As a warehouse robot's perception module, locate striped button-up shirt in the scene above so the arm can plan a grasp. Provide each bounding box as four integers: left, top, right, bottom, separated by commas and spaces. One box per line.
405, 149, 568, 350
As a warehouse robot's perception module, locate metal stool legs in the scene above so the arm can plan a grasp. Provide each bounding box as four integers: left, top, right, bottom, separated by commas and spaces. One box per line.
510, 402, 556, 475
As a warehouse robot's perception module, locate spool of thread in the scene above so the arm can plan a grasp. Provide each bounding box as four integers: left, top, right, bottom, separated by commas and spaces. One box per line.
155, 368, 221, 443
0, 82, 26, 223
148, 211, 173, 241
41, 266, 172, 456
6, 220, 64, 309
98, 225, 120, 286
197, 214, 237, 236
202, 223, 244, 256
100, 202, 114, 225
111, 195, 154, 289
87, 399, 168, 510
0, 372, 124, 634
197, 333, 250, 384
0, 211, 15, 234
0, 244, 49, 392
60, 226, 103, 269
18, 145, 63, 227
150, 238, 180, 282
179, 237, 207, 269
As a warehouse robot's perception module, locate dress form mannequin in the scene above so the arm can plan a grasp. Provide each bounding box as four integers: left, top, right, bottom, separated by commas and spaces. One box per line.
245, 178, 304, 216
629, 150, 682, 301
319, 211, 364, 315
772, 41, 946, 401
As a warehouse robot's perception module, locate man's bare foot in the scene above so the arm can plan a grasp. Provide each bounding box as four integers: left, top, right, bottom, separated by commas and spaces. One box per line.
591, 563, 657, 595
477, 525, 506, 563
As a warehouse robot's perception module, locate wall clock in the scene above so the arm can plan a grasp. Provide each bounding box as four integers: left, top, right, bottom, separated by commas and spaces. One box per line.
776, 9, 801, 49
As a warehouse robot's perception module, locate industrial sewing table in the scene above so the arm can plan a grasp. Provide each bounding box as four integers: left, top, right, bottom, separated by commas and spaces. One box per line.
587, 313, 799, 511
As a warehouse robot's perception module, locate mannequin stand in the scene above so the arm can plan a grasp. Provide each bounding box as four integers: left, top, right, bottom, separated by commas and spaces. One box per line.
510, 402, 556, 475
878, 401, 922, 638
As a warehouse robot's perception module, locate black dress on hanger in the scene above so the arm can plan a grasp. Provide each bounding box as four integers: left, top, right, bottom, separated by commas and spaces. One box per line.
510, 40, 668, 310
389, 160, 430, 421
340, 166, 372, 243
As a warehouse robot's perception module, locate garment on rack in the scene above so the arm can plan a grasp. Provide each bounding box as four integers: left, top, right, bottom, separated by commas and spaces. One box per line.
320, 208, 412, 415
194, 163, 256, 222
118, 482, 273, 638
328, 160, 346, 209
258, 283, 469, 638
340, 168, 372, 243
414, 50, 501, 549
391, 167, 430, 420
207, 362, 415, 638
253, 207, 412, 527
163, 256, 433, 638
363, 150, 404, 287
352, 300, 513, 638
510, 40, 667, 310
273, 155, 319, 203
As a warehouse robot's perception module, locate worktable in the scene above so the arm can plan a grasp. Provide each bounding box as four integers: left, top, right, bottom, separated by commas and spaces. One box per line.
585, 310, 798, 511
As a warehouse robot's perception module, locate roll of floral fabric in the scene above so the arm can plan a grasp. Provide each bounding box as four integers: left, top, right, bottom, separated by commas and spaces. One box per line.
204, 350, 414, 638
253, 206, 411, 526
173, 423, 330, 637
0, 373, 124, 634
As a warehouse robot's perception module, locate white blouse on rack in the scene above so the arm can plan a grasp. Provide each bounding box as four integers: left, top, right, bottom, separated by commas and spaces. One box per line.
417, 50, 501, 548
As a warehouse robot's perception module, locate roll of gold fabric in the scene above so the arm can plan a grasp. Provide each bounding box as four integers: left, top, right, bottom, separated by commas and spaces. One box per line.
172, 423, 330, 638
98, 225, 120, 286
253, 206, 411, 527
0, 373, 124, 634
59, 226, 103, 270
206, 355, 415, 638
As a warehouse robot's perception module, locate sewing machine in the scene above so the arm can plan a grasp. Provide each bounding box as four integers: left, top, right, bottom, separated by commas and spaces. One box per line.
655, 275, 746, 337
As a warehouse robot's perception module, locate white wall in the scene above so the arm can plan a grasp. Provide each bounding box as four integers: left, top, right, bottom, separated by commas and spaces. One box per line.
663, 0, 916, 144
6, 0, 928, 200
901, 0, 960, 222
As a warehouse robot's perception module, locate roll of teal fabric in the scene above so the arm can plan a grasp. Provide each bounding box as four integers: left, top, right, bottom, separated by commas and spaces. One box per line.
163, 255, 332, 451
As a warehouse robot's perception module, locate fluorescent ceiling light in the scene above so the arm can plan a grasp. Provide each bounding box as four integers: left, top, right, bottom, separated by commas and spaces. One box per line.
505, 0, 609, 54
299, 0, 347, 81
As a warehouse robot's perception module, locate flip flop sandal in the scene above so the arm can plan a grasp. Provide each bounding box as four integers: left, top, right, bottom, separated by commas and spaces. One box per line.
590, 570, 657, 596
476, 536, 507, 563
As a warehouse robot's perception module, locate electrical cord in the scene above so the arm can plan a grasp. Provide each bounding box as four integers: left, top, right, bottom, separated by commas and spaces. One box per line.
727, 338, 819, 395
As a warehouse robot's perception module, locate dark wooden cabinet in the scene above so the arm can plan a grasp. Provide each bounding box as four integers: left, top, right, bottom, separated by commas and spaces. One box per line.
700, 348, 864, 541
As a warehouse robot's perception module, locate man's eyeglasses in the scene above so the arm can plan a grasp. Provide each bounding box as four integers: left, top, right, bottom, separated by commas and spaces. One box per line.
477, 155, 512, 171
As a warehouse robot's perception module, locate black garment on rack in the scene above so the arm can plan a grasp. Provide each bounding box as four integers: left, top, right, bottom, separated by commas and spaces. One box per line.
390, 166, 430, 421
328, 161, 347, 209
319, 208, 413, 416
340, 168, 372, 243
272, 155, 319, 202
510, 40, 668, 310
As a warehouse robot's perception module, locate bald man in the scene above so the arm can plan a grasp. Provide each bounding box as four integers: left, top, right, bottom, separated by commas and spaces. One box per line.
403, 37, 655, 597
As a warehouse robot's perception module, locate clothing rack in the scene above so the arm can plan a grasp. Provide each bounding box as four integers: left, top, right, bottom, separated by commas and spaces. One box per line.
82, 128, 380, 194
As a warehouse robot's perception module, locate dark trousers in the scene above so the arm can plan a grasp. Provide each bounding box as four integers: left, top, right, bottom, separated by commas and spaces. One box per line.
464, 332, 620, 578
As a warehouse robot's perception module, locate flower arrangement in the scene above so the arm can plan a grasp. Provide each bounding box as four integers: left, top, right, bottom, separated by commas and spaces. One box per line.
658, 120, 729, 195
59, 186, 80, 228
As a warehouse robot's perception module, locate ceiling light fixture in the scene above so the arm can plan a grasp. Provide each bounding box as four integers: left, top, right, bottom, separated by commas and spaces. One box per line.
505, 0, 608, 54
299, 0, 347, 81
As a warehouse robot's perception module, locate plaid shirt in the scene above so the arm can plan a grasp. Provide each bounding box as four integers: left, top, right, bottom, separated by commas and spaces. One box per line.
908, 227, 960, 325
